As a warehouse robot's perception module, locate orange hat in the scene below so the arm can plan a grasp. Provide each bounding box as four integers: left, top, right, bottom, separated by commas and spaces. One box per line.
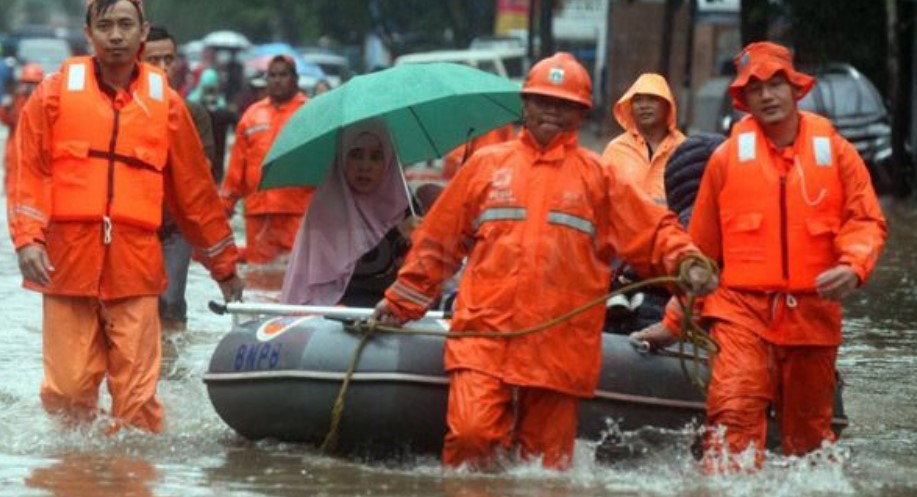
20, 63, 44, 83
728, 41, 814, 111
521, 52, 592, 109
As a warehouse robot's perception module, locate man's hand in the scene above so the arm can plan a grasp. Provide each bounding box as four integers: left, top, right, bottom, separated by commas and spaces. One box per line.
218, 274, 245, 302
371, 299, 406, 326
629, 322, 678, 352
18, 243, 53, 286
815, 265, 859, 301
679, 260, 719, 297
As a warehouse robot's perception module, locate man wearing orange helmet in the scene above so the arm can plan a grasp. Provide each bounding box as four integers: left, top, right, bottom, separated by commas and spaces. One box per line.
8, 0, 244, 433
372, 52, 718, 470
1, 63, 43, 195
634, 41, 887, 471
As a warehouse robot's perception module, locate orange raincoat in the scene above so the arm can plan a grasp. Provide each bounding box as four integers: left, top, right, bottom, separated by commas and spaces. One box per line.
677, 111, 886, 466
602, 74, 685, 204
442, 123, 516, 180
1, 91, 29, 196
385, 129, 701, 468
8, 58, 239, 432
221, 93, 314, 263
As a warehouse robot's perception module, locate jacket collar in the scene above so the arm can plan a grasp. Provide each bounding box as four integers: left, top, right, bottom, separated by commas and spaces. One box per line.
520, 128, 579, 163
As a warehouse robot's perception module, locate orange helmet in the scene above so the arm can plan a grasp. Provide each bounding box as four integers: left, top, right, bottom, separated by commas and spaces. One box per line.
521, 52, 592, 109
20, 63, 44, 83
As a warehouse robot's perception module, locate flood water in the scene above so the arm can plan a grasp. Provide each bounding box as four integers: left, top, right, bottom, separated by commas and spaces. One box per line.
0, 162, 915, 494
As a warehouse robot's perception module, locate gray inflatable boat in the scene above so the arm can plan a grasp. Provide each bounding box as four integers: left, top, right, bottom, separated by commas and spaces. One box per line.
204, 314, 847, 459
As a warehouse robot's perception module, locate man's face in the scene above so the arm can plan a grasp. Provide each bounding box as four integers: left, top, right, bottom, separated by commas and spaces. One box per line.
631, 93, 668, 133
742, 73, 801, 126
142, 38, 176, 83
522, 94, 586, 147
84, 0, 149, 69
266, 60, 298, 103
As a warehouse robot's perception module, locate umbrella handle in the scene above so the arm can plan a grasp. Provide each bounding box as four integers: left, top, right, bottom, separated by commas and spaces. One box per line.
397, 158, 419, 218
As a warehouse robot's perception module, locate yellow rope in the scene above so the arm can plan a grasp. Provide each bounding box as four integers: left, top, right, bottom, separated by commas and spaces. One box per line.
318, 255, 719, 454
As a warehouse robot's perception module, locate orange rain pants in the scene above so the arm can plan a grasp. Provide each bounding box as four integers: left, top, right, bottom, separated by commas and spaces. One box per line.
40, 295, 163, 433
705, 320, 837, 469
443, 369, 579, 471
243, 213, 303, 264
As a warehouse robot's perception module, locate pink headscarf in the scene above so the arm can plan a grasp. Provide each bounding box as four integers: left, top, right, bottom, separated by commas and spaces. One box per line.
281, 120, 408, 305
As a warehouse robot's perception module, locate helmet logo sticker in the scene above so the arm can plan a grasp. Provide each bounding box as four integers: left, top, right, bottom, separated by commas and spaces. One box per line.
548, 67, 565, 85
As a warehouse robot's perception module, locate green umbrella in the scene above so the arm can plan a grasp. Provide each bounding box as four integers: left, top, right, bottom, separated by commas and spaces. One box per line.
260, 62, 522, 189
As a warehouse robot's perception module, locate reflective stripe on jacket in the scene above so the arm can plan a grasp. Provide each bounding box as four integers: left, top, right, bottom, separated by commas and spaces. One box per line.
52, 57, 169, 230
719, 113, 844, 291
385, 129, 699, 397
220, 94, 314, 215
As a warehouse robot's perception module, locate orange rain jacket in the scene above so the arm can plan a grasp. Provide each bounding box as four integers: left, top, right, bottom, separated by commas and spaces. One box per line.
663, 112, 887, 345
220, 93, 314, 216
602, 74, 685, 204
1, 91, 29, 195
384, 129, 701, 397
8, 58, 239, 299
442, 124, 516, 180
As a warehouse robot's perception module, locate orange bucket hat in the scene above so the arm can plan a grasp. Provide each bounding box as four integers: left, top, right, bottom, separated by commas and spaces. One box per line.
728, 41, 814, 112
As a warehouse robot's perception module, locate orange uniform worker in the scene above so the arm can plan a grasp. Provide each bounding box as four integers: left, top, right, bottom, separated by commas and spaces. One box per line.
220, 55, 314, 264
1, 63, 43, 195
373, 53, 718, 470
602, 73, 685, 205
442, 123, 516, 180
8, 0, 244, 433
634, 42, 887, 470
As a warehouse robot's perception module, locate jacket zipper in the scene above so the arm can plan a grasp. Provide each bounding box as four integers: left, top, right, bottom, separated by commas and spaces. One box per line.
102, 107, 121, 246
779, 175, 789, 282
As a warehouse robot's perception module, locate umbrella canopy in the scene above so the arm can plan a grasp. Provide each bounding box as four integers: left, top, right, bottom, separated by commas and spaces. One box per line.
202, 30, 252, 50
260, 62, 521, 189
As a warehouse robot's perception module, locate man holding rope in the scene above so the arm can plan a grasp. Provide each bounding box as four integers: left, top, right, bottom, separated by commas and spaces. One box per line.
372, 52, 718, 471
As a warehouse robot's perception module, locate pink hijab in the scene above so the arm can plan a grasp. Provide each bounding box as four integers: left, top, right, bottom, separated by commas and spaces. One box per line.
280, 120, 408, 305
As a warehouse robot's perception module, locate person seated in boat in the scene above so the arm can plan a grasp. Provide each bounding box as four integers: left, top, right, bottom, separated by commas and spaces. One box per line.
281, 120, 435, 307
372, 52, 719, 471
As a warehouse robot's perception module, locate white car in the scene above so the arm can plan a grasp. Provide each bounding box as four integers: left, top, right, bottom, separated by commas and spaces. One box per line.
394, 47, 527, 83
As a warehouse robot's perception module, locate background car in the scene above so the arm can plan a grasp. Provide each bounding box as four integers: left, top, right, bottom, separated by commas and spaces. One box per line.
298, 47, 352, 88
717, 63, 903, 194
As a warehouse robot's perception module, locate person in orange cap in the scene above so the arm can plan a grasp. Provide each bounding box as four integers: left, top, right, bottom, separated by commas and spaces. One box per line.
1, 63, 43, 196
632, 41, 887, 471
603, 73, 685, 205
220, 54, 315, 264
372, 52, 719, 471
8, 0, 244, 433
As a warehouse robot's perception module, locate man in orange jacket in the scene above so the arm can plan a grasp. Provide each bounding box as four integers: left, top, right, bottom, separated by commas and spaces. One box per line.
1, 63, 43, 195
634, 41, 887, 471
220, 55, 314, 264
373, 52, 718, 470
8, 0, 244, 433
602, 73, 685, 205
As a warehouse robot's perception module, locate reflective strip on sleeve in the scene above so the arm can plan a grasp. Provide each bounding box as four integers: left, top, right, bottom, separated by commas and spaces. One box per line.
473, 207, 527, 229
547, 211, 596, 237
201, 235, 235, 258
391, 280, 434, 308
14, 205, 48, 223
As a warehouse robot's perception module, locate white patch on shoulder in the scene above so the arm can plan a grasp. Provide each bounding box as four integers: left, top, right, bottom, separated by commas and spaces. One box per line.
67, 64, 86, 91
738, 132, 756, 162
813, 136, 832, 166
148, 72, 164, 101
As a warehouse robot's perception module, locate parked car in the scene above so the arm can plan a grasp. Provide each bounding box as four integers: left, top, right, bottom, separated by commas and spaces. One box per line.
15, 37, 72, 77
717, 63, 901, 193
394, 47, 527, 83
298, 47, 352, 88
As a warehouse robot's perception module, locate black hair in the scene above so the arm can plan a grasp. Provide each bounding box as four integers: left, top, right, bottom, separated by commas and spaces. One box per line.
147, 25, 176, 46
269, 55, 298, 77
85, 0, 144, 27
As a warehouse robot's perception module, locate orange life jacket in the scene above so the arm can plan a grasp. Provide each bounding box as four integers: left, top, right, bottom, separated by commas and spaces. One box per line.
51, 57, 169, 231
719, 112, 844, 291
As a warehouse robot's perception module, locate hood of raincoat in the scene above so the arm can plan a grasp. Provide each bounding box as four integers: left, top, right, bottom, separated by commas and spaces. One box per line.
613, 73, 677, 133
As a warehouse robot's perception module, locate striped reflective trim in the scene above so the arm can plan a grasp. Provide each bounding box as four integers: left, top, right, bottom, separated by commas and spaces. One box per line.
473, 207, 526, 229
148, 72, 164, 101
67, 63, 86, 91
14, 205, 47, 223
391, 280, 434, 307
738, 132, 756, 162
201, 235, 235, 258
244, 123, 270, 137
813, 136, 832, 166
547, 211, 595, 237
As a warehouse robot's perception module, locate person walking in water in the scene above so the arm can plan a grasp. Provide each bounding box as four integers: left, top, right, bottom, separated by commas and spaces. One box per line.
8, 0, 244, 433
373, 53, 718, 471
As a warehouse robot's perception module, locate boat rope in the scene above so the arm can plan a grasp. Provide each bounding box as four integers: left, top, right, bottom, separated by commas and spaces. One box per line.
318, 255, 719, 454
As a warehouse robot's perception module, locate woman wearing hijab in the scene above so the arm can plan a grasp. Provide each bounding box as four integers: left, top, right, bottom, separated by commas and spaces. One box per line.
281, 120, 420, 307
